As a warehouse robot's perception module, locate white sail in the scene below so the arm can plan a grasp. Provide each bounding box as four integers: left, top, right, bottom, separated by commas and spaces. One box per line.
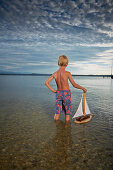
85, 98, 91, 115
72, 94, 83, 119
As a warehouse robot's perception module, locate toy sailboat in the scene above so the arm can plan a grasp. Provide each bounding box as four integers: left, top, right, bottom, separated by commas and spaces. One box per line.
73, 93, 93, 124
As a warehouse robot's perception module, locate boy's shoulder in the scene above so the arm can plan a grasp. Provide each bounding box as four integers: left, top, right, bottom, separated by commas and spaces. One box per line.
66, 71, 71, 74
52, 71, 57, 78
52, 69, 60, 76
66, 71, 71, 75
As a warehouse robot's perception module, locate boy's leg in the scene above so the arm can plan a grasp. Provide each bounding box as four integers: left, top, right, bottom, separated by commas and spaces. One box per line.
63, 90, 71, 122
65, 115, 70, 121
54, 114, 60, 120
55, 91, 62, 120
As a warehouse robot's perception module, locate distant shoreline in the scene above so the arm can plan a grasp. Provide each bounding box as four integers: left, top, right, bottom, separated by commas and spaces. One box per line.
0, 73, 111, 77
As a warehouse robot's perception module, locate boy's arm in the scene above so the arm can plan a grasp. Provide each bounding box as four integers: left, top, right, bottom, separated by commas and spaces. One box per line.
68, 72, 87, 93
45, 74, 57, 93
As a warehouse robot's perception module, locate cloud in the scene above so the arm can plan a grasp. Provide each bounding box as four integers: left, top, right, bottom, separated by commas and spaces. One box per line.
95, 49, 113, 65
27, 62, 57, 66
69, 61, 110, 75
76, 43, 113, 47
0, 0, 113, 74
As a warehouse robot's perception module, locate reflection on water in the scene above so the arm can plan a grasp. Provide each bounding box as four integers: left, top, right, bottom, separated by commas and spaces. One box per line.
0, 76, 113, 169
38, 120, 73, 169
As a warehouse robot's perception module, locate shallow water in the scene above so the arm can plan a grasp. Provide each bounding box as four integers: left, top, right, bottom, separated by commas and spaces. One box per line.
0, 75, 113, 170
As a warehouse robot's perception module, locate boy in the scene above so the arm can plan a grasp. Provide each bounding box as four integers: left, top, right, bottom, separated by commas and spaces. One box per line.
45, 55, 87, 121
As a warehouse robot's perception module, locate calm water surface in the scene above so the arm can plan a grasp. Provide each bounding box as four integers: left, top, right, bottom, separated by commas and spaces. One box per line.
0, 75, 113, 170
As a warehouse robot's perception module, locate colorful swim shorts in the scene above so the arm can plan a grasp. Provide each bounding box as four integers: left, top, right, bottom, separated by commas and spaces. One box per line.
55, 90, 72, 115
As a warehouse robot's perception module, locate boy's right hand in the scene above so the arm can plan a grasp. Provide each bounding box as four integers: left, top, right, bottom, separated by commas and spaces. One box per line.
52, 89, 57, 93
83, 88, 87, 93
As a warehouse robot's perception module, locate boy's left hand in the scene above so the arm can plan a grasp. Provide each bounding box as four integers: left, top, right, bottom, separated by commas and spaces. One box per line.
83, 88, 87, 93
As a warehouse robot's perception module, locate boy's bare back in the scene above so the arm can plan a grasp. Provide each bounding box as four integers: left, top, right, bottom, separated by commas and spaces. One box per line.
54, 68, 70, 91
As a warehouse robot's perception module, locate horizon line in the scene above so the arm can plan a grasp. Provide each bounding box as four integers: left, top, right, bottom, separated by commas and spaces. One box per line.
0, 73, 112, 77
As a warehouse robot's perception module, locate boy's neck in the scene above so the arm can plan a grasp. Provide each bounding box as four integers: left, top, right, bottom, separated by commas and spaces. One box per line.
59, 66, 67, 70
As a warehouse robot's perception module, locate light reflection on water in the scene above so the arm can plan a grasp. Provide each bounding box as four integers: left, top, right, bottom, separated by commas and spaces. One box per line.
0, 76, 113, 169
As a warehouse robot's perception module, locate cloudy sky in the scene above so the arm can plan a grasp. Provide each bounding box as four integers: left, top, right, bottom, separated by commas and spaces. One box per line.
0, 0, 113, 74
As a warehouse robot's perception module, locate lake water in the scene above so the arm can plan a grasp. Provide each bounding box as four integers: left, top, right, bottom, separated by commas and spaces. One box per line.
0, 75, 113, 170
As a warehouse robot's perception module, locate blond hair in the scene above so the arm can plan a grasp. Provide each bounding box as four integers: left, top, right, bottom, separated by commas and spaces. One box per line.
58, 55, 69, 66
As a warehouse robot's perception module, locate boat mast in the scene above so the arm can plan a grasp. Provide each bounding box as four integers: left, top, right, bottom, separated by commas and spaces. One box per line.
84, 93, 85, 116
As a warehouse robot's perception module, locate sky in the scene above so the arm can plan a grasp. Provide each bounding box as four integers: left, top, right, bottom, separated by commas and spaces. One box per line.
0, 0, 113, 75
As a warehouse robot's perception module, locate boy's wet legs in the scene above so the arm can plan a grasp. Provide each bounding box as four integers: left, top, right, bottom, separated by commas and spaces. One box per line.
54, 114, 70, 121
65, 115, 70, 121
54, 114, 60, 121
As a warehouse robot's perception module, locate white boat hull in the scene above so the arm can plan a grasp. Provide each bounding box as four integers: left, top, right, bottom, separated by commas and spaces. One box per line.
74, 114, 93, 124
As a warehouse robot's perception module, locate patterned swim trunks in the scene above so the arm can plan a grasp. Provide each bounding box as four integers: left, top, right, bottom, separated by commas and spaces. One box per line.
55, 90, 72, 115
